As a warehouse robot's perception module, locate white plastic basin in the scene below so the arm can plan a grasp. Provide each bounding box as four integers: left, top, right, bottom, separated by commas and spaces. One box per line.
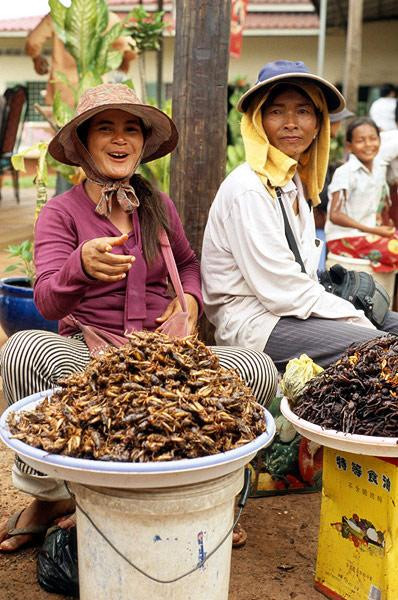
0, 389, 276, 488
281, 396, 398, 457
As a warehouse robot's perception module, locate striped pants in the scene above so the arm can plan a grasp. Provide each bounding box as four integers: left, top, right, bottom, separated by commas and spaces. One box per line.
264, 311, 398, 371
1, 330, 277, 501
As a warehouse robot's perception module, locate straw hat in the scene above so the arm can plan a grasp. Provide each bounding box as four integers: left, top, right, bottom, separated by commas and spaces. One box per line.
48, 83, 178, 166
237, 60, 345, 114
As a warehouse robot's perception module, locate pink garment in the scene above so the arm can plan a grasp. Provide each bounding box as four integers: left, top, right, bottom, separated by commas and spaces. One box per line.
34, 183, 203, 337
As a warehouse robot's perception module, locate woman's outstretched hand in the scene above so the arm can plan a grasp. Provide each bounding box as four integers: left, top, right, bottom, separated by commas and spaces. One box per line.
81, 234, 135, 281
156, 293, 199, 334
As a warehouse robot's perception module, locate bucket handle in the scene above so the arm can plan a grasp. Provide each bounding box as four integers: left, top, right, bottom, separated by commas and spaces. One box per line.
65, 468, 251, 584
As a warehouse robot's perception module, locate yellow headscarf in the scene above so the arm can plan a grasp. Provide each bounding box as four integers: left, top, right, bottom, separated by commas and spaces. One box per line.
240, 81, 330, 206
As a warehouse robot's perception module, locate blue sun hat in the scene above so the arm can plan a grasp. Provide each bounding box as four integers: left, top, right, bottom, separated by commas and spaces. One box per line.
237, 60, 345, 114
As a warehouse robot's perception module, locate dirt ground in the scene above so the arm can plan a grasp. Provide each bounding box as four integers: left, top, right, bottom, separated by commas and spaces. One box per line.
0, 436, 322, 600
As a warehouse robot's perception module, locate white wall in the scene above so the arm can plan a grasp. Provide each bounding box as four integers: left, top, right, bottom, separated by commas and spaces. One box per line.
130, 20, 398, 92
0, 19, 397, 97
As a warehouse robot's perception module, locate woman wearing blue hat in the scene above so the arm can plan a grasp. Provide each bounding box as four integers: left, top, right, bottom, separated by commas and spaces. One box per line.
201, 60, 398, 370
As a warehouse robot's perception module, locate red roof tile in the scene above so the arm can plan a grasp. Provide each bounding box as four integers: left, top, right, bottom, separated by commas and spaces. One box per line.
0, 16, 42, 32
250, 0, 314, 4
0, 1, 318, 33
246, 12, 319, 29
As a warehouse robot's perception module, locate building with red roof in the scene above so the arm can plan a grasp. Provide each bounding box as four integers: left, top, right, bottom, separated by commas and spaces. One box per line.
0, 1, 396, 127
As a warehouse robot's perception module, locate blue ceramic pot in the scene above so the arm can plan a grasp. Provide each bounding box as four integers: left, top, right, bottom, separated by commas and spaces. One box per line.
0, 277, 58, 337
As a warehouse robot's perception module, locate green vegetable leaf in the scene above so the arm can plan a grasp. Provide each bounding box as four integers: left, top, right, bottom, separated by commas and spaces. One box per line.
11, 154, 26, 173
96, 0, 109, 34
97, 22, 124, 75
78, 71, 102, 97
53, 90, 75, 127
49, 0, 67, 43
122, 79, 135, 89
106, 50, 123, 72
65, 0, 98, 75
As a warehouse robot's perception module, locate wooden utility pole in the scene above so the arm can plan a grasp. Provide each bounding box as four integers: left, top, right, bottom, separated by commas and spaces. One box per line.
343, 0, 363, 112
170, 0, 231, 261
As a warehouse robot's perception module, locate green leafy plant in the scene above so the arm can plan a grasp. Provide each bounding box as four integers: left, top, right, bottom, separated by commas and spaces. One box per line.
50, 0, 136, 126
6, 0, 135, 285
4, 142, 49, 284
226, 142, 245, 175
4, 240, 35, 283
329, 129, 345, 164
138, 98, 171, 192
126, 7, 166, 103
127, 7, 165, 52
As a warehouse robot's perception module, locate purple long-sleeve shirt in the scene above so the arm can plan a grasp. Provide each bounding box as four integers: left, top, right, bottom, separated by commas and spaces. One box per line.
34, 183, 203, 337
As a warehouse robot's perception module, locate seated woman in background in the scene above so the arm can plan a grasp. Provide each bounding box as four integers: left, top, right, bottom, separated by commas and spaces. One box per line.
0, 83, 277, 552
201, 60, 398, 374
325, 116, 398, 274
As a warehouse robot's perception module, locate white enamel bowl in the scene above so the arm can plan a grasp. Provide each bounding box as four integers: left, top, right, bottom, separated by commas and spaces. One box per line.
281, 397, 398, 457
0, 389, 276, 488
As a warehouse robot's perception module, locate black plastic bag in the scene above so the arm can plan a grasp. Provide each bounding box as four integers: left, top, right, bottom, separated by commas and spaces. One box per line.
37, 526, 79, 597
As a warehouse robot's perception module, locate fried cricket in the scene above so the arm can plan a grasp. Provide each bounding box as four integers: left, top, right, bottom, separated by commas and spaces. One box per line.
8, 332, 266, 461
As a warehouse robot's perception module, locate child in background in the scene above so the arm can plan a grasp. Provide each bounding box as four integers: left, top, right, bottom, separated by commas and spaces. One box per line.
325, 117, 398, 273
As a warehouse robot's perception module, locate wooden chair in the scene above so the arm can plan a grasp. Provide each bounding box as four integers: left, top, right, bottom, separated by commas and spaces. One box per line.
0, 85, 28, 203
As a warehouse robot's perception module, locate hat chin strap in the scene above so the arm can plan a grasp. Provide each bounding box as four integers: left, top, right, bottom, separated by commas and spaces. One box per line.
93, 180, 141, 217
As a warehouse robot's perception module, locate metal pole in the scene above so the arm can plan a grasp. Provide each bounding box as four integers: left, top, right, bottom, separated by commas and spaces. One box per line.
317, 0, 327, 76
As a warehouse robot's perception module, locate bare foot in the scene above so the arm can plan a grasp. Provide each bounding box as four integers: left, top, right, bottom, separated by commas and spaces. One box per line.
0, 498, 75, 552
232, 523, 247, 548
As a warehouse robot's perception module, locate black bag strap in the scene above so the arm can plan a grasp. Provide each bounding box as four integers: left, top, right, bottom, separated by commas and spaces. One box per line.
276, 187, 306, 274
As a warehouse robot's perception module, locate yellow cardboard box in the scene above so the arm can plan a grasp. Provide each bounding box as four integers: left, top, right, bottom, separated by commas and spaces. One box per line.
315, 448, 398, 600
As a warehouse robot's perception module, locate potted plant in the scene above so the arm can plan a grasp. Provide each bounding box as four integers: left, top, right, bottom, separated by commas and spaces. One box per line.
0, 143, 59, 335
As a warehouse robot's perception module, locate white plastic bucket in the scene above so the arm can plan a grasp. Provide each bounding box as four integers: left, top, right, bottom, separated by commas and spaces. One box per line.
0, 392, 276, 598
71, 468, 244, 600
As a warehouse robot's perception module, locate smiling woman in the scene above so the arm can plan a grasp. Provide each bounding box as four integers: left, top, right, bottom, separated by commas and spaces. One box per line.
261, 85, 319, 162
0, 82, 278, 552
85, 111, 145, 181
325, 116, 398, 274
201, 59, 398, 374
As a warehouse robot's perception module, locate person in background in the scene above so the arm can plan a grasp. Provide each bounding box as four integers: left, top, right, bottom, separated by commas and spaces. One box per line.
379, 104, 398, 226
315, 107, 354, 230
325, 116, 398, 277
25, 12, 136, 108
369, 83, 397, 132
201, 60, 398, 374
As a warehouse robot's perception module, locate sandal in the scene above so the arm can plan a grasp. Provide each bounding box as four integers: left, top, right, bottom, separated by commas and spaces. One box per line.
232, 523, 247, 549
0, 509, 48, 553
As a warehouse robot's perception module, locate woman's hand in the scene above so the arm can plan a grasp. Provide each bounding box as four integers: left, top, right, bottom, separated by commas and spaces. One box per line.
81, 234, 135, 281
156, 293, 199, 334
370, 225, 396, 238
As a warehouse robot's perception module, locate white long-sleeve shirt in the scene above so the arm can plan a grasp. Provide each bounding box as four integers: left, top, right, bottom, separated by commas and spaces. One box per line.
201, 163, 373, 351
